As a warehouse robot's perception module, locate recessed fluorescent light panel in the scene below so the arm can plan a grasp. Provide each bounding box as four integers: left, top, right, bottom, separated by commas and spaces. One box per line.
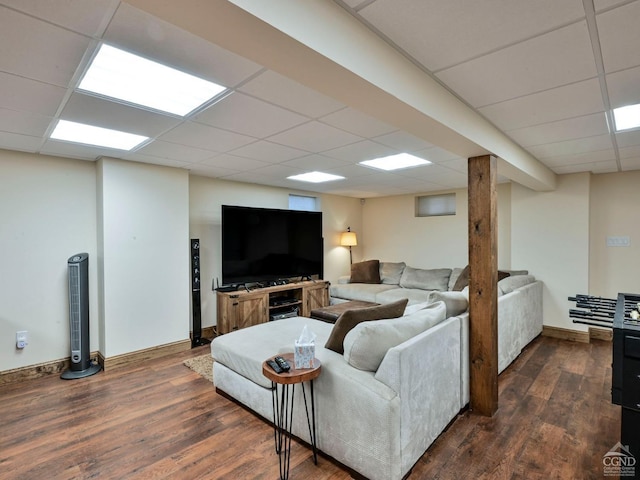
78, 44, 227, 116
50, 120, 149, 150
287, 171, 345, 183
613, 104, 640, 132
359, 153, 430, 171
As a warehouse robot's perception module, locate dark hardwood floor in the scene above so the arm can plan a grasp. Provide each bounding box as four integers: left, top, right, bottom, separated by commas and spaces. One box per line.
0, 335, 619, 479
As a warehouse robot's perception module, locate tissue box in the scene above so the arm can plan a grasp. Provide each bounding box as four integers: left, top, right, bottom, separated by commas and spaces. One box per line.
294, 341, 315, 369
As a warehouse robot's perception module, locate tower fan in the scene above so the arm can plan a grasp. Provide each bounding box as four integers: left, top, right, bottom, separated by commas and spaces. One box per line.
61, 253, 101, 379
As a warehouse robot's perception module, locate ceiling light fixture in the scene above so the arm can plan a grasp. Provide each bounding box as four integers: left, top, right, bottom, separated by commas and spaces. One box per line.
287, 171, 345, 183
359, 153, 430, 171
613, 104, 640, 132
78, 44, 227, 116
50, 119, 149, 150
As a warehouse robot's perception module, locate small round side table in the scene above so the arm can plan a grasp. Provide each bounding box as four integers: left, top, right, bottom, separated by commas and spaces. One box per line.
262, 352, 321, 480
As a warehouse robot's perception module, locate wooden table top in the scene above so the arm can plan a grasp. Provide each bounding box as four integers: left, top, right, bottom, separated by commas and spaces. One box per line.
262, 352, 321, 384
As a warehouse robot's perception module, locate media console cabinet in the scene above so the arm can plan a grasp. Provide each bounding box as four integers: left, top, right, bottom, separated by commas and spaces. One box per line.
216, 280, 329, 334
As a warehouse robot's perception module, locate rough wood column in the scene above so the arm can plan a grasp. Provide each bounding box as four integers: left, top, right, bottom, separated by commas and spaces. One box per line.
468, 154, 498, 416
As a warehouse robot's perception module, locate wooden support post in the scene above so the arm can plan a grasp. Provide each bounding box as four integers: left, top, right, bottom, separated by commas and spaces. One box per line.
468, 154, 498, 417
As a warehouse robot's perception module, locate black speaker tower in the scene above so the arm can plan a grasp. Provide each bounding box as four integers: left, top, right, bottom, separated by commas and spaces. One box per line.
191, 239, 210, 347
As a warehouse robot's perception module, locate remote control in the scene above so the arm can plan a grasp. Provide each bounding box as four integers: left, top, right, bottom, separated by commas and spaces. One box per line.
267, 359, 283, 374
274, 356, 291, 372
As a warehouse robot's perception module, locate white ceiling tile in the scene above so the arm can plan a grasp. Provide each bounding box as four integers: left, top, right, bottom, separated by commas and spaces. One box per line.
0, 108, 52, 137
60, 93, 182, 137
186, 163, 241, 178
552, 159, 618, 174
606, 65, 640, 109
527, 134, 613, 158
160, 122, 255, 152
620, 156, 640, 171
229, 140, 309, 163
597, 1, 640, 73
0, 132, 42, 153
414, 146, 462, 164
540, 149, 616, 167
198, 153, 269, 171
507, 113, 609, 147
1, 0, 119, 36
122, 153, 191, 169
238, 70, 345, 118
282, 154, 349, 171
359, 0, 585, 71
437, 21, 597, 107
323, 140, 398, 162
194, 92, 308, 138
594, 0, 631, 12
134, 140, 214, 163
103, 3, 262, 88
617, 130, 640, 148
40, 139, 123, 160
0, 6, 90, 87
479, 78, 605, 130
0, 72, 66, 116
373, 130, 434, 151
324, 163, 378, 178
267, 121, 361, 153
320, 107, 396, 138
619, 145, 640, 159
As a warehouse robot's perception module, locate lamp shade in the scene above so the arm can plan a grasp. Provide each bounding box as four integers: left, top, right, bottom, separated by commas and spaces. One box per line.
340, 231, 357, 247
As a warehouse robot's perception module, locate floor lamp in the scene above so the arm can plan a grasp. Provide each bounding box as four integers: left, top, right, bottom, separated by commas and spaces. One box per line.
340, 227, 358, 265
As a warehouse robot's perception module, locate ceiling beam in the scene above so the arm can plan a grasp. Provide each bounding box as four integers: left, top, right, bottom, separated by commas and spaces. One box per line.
124, 0, 556, 192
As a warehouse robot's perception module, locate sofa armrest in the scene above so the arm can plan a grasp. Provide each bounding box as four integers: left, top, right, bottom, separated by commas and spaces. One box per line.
374, 317, 462, 474
337, 275, 351, 284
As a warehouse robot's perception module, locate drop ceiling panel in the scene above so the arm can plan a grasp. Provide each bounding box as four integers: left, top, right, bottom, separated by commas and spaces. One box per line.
320, 107, 397, 138
60, 93, 182, 137
437, 21, 597, 107
40, 139, 122, 160
197, 153, 269, 171
229, 140, 308, 163
282, 154, 350, 171
0, 73, 67, 117
0, 132, 42, 153
618, 145, 640, 158
267, 121, 362, 153
0, 108, 52, 137
322, 140, 398, 162
373, 130, 433, 151
358, 0, 585, 71
238, 70, 345, 118
606, 66, 640, 108
194, 92, 309, 138
133, 140, 214, 163
103, 3, 262, 88
507, 113, 609, 147
0, 6, 91, 87
552, 159, 618, 174
594, 0, 631, 12
616, 130, 640, 148
186, 163, 241, 178
415, 146, 462, 164
541, 149, 616, 167
1, 0, 119, 37
527, 134, 614, 158
621, 156, 640, 170
122, 153, 191, 169
160, 122, 255, 152
596, 1, 640, 73
478, 78, 605, 131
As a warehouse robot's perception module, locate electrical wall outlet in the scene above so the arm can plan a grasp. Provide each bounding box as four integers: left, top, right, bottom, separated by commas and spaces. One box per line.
16, 331, 28, 349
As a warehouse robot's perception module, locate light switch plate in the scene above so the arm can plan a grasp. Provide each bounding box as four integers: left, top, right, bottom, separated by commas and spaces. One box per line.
606, 236, 630, 247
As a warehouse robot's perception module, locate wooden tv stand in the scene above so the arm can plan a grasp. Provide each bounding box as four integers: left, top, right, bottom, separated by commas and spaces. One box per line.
216, 280, 329, 334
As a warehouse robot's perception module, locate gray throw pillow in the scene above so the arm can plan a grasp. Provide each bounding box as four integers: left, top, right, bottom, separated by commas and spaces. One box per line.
399, 266, 452, 291
379, 262, 406, 285
324, 299, 408, 354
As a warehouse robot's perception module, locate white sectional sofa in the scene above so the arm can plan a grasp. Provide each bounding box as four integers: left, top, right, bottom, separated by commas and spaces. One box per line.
210, 263, 543, 480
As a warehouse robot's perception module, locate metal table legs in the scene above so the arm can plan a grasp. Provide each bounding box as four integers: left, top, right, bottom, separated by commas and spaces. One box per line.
271, 380, 317, 480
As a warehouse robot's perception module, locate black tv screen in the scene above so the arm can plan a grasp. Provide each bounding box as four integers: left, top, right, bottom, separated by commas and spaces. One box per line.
221, 205, 323, 285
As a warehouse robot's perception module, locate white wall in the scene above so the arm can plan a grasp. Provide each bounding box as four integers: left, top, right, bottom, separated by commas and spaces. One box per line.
361, 184, 513, 269
511, 173, 590, 331
590, 170, 640, 298
98, 158, 190, 357
0, 150, 98, 371
188, 175, 361, 328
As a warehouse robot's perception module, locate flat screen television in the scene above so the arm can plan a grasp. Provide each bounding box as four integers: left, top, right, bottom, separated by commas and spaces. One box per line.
221, 205, 323, 286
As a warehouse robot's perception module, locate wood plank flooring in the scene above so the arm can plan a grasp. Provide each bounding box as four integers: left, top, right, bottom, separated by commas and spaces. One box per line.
0, 336, 620, 479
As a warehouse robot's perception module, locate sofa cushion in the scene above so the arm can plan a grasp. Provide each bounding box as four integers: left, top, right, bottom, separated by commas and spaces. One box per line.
350, 259, 381, 284
448, 267, 463, 291
379, 262, 406, 285
330, 283, 397, 303
426, 290, 469, 317
399, 266, 451, 291
324, 299, 408, 354
375, 288, 432, 306
498, 274, 536, 295
343, 301, 447, 372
